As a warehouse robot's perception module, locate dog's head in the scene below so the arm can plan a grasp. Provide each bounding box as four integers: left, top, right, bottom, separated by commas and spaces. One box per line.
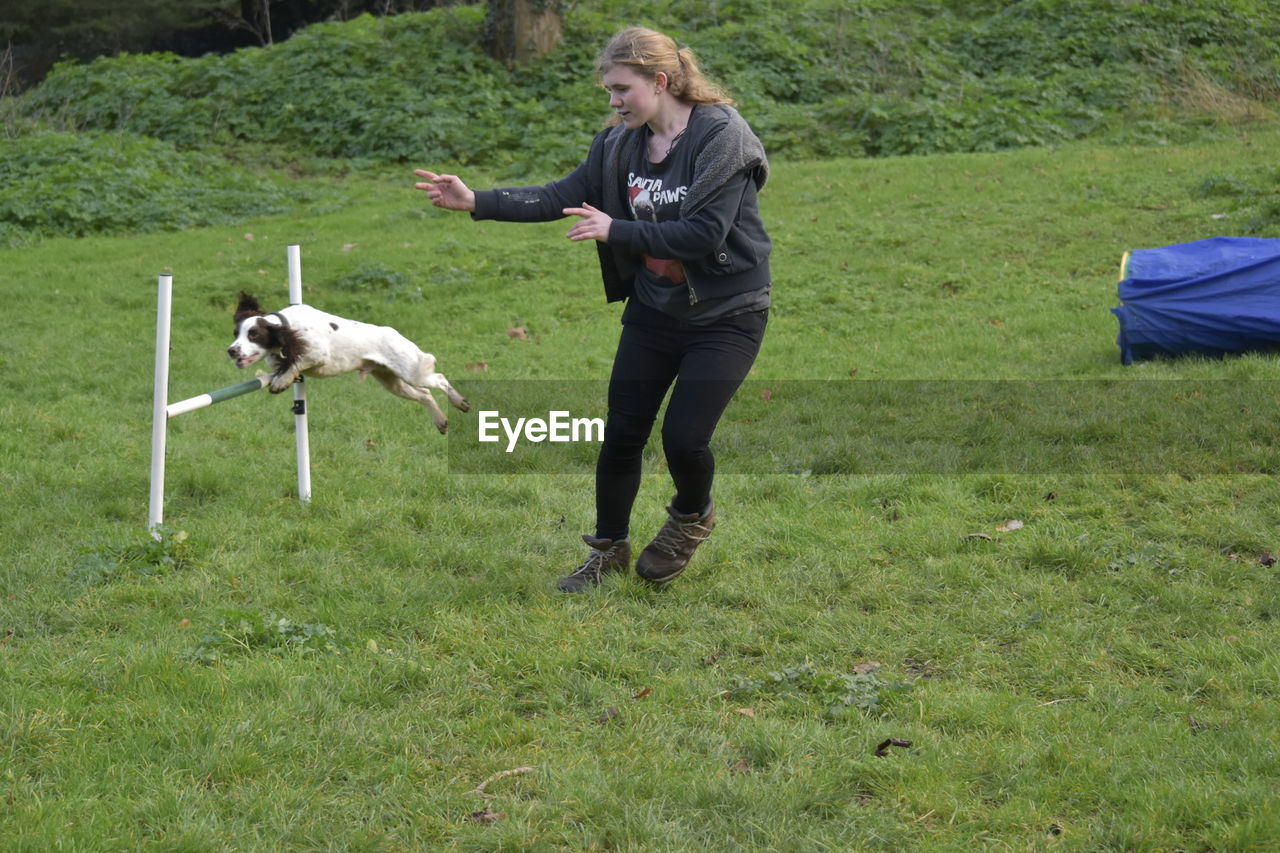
227, 292, 286, 368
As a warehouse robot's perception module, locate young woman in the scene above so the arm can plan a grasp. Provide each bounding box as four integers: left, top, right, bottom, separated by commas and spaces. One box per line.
414, 26, 771, 592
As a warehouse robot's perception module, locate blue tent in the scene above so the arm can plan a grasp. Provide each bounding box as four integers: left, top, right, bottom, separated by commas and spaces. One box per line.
1112, 236, 1280, 364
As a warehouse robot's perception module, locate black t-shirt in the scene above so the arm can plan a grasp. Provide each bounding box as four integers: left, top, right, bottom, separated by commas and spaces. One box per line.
623, 109, 771, 325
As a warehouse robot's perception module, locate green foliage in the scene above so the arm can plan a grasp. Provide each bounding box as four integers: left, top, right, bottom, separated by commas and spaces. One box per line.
69, 526, 192, 585
728, 662, 915, 718
189, 609, 346, 664
0, 130, 302, 245
16, 9, 530, 165
9, 0, 1280, 176
4, 1, 1280, 242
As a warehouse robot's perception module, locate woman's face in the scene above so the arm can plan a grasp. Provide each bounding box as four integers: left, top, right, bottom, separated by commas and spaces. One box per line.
602, 65, 661, 129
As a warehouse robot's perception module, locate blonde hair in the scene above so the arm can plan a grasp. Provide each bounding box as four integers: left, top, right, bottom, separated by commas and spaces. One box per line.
597, 27, 733, 124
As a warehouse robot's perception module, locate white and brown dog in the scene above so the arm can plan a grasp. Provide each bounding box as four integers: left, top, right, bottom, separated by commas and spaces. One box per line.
228, 292, 469, 433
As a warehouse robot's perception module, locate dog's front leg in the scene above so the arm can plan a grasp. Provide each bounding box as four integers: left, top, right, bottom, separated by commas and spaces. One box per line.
269, 367, 301, 393
266, 355, 301, 393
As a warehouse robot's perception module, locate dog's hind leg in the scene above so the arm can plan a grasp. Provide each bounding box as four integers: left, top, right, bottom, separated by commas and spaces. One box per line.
409, 353, 470, 413
371, 366, 450, 434
420, 371, 470, 413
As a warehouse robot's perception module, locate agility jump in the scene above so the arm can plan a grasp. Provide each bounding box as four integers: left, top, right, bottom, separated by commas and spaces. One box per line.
149, 244, 312, 533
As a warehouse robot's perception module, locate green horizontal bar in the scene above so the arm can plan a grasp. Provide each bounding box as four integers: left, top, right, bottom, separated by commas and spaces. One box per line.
208, 376, 270, 404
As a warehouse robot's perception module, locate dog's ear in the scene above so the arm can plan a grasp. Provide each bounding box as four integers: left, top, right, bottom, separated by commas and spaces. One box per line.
234, 292, 264, 328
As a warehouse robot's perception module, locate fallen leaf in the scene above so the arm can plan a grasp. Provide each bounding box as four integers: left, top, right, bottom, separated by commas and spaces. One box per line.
366, 639, 379, 653
964, 532, 994, 541
760, 388, 773, 402
341, 243, 357, 252
852, 661, 881, 675
874, 738, 912, 757
244, 233, 254, 241
468, 809, 503, 824
702, 653, 720, 667
1260, 551, 1276, 567
729, 758, 750, 774
848, 368, 859, 376
506, 326, 528, 340
996, 520, 1024, 533
597, 707, 620, 723
177, 618, 191, 629
632, 687, 652, 700
735, 708, 756, 718
1043, 491, 1057, 501
465, 362, 489, 373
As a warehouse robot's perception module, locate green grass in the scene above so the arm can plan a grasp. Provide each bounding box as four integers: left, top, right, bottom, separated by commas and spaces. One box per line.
3, 124, 1280, 851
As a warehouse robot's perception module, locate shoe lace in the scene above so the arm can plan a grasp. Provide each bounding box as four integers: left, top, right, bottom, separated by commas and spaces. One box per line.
650, 517, 712, 556
568, 543, 615, 578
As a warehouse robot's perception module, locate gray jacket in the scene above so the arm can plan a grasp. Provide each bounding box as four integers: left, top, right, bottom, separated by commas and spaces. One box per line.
472, 104, 771, 304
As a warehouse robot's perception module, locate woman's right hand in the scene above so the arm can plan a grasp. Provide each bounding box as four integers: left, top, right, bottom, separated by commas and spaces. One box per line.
413, 170, 476, 212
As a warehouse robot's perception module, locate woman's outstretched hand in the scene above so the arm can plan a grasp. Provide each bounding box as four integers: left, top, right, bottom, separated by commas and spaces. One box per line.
414, 170, 476, 212
564, 203, 612, 243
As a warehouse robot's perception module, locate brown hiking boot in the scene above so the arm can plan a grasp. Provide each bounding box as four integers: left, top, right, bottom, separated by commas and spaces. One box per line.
635, 502, 715, 583
556, 535, 631, 593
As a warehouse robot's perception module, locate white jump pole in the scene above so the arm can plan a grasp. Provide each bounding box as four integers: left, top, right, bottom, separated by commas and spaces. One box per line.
148, 274, 173, 535
166, 375, 270, 418
287, 244, 312, 503
148, 248, 312, 533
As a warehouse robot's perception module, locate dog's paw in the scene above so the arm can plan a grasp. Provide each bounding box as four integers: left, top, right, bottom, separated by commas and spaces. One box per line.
268, 374, 294, 394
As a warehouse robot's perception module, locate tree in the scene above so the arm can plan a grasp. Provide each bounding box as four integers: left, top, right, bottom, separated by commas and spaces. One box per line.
484, 0, 561, 69
0, 0, 231, 88
223, 0, 274, 45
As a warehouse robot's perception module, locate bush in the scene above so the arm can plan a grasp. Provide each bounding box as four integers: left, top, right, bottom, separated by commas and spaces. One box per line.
3, 0, 1279, 244
16, 9, 534, 166
13, 1, 1280, 173
0, 131, 301, 245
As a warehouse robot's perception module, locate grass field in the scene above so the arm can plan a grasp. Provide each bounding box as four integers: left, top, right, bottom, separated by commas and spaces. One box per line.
3, 123, 1280, 851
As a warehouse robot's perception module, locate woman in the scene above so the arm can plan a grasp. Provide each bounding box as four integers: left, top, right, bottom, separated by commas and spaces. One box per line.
414, 26, 771, 592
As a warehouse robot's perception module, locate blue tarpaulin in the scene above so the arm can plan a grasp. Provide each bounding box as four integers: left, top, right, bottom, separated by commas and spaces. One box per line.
1112, 236, 1280, 364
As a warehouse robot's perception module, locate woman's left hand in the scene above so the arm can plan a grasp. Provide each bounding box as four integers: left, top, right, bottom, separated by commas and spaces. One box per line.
564, 203, 612, 243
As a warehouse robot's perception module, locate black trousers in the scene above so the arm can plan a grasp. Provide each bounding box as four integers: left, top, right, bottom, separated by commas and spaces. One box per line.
594, 301, 768, 541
